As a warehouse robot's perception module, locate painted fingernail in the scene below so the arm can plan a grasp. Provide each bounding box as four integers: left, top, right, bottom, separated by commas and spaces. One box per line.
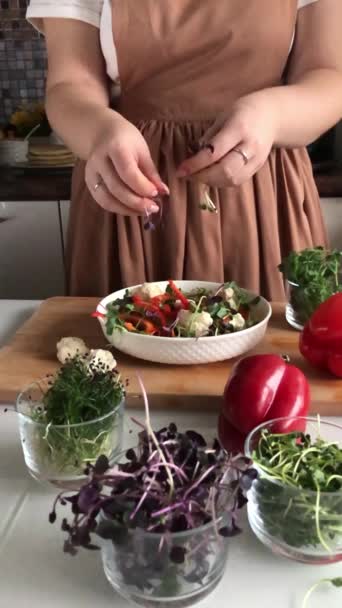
149, 203, 160, 213
151, 189, 159, 197
159, 183, 170, 195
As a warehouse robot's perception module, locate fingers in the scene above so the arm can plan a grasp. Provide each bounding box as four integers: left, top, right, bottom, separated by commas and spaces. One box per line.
88, 180, 141, 216
177, 120, 242, 177
139, 152, 170, 195
189, 145, 261, 188
108, 136, 169, 198
85, 160, 159, 215
109, 144, 160, 198
85, 116, 168, 215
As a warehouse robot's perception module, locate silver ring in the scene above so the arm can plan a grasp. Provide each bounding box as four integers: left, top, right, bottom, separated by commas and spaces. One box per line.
233, 147, 249, 165
94, 178, 103, 192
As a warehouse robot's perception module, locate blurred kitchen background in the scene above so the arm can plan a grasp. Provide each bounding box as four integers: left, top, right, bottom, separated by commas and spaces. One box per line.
1, 0, 342, 300
0, 0, 46, 124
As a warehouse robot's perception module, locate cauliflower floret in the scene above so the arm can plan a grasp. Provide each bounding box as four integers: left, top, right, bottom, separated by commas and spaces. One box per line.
134, 282, 163, 300
56, 337, 89, 364
229, 313, 246, 331
86, 349, 117, 373
177, 309, 213, 337
222, 286, 234, 301
221, 286, 238, 309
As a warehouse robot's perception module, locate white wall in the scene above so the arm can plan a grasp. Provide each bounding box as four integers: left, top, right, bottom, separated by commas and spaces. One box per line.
321, 198, 342, 250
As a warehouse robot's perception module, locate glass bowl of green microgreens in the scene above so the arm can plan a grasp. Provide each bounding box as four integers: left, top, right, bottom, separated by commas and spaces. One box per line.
278, 247, 342, 330
16, 354, 124, 490
245, 416, 342, 565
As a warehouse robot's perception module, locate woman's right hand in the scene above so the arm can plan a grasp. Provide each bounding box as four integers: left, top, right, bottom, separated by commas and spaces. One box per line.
85, 112, 168, 216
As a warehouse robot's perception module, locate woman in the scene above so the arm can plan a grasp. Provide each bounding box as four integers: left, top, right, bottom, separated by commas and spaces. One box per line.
27, 0, 342, 299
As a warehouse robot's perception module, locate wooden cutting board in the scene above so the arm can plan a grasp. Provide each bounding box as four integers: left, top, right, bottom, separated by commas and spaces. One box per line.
0, 297, 341, 414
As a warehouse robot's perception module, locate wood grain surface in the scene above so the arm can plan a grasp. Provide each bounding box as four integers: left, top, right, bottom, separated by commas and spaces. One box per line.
0, 297, 341, 414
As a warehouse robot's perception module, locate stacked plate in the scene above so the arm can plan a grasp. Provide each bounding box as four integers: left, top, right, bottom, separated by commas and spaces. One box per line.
28, 143, 75, 167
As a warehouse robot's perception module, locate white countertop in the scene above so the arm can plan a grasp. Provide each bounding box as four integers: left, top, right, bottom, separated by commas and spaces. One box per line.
0, 301, 341, 608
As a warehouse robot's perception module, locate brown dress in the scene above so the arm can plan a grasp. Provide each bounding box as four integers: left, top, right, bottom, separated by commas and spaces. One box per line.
67, 0, 328, 300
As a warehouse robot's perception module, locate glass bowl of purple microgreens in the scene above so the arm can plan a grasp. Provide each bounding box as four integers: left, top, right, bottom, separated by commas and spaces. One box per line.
50, 385, 257, 607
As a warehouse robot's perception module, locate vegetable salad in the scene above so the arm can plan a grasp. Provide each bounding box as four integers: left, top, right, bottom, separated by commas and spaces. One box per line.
95, 280, 259, 338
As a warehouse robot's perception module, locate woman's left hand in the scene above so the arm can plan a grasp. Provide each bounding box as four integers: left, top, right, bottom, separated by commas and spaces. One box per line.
176, 92, 277, 187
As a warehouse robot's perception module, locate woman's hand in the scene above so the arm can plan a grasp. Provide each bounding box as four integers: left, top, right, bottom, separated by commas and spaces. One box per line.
85, 111, 168, 216
176, 93, 277, 187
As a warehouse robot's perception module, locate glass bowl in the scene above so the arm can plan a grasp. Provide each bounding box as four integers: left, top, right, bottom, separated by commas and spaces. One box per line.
101, 516, 230, 608
285, 280, 316, 330
245, 416, 342, 565
16, 380, 124, 490
285, 279, 342, 331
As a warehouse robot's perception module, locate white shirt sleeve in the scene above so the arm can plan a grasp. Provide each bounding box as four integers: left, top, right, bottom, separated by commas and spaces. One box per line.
297, 0, 319, 8
26, 0, 104, 32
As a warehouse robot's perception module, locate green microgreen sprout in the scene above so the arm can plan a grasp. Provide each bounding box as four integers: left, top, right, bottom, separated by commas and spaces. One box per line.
25, 355, 124, 474
187, 139, 218, 214
302, 577, 342, 608
252, 423, 342, 555
278, 246, 342, 324
200, 186, 217, 214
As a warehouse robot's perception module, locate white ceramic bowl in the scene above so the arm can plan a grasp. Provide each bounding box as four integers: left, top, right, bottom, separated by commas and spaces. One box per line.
96, 281, 272, 365
0, 139, 28, 165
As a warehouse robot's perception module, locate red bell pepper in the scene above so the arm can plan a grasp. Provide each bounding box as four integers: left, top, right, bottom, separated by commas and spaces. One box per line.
221, 354, 310, 443
118, 312, 156, 334
132, 295, 167, 327
299, 293, 342, 377
218, 413, 246, 454
168, 280, 190, 309
91, 311, 106, 319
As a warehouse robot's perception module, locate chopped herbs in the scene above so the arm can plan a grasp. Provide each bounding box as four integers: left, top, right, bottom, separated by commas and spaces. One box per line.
252, 428, 342, 553
102, 280, 259, 338
279, 247, 342, 324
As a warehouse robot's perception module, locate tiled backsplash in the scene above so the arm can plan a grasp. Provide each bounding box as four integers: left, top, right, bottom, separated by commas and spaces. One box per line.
0, 0, 46, 125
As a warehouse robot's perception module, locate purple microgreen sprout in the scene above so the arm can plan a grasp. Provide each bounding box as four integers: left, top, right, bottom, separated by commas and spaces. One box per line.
137, 375, 175, 499
48, 379, 257, 597
143, 194, 167, 231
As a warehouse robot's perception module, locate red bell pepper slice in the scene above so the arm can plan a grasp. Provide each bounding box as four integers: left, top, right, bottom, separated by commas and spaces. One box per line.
119, 312, 156, 334
132, 295, 167, 327
168, 280, 190, 309
238, 304, 250, 321
91, 311, 106, 319
151, 294, 172, 305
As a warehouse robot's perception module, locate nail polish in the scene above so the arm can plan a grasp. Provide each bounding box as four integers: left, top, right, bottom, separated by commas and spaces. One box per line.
160, 183, 170, 195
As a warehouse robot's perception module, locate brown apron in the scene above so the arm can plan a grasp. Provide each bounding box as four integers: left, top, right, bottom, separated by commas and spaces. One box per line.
67, 0, 328, 300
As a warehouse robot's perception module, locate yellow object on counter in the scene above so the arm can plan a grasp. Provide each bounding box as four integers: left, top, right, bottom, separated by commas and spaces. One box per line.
28, 143, 75, 166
